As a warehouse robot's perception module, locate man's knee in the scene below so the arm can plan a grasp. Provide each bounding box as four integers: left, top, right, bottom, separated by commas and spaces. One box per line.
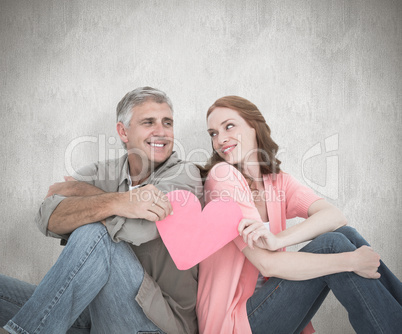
61, 223, 113, 275
68, 223, 109, 245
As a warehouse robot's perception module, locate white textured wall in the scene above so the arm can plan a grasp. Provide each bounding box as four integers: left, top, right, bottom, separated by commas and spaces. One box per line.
1, 1, 401, 333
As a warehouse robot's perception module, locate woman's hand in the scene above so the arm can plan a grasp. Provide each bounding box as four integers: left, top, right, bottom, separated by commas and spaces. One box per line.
350, 245, 381, 279
238, 219, 280, 251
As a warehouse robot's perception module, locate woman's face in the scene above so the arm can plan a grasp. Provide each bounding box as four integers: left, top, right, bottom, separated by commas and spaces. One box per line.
207, 107, 258, 166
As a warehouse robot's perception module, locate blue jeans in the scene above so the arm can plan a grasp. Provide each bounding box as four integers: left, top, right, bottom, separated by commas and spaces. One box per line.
0, 223, 165, 334
247, 226, 402, 334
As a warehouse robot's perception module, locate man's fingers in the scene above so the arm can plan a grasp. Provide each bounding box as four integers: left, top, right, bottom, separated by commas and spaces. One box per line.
128, 185, 173, 220
152, 200, 171, 219
147, 203, 169, 221
152, 192, 172, 216
138, 185, 172, 214
157, 191, 172, 212
143, 211, 160, 222
143, 204, 169, 222
144, 189, 171, 220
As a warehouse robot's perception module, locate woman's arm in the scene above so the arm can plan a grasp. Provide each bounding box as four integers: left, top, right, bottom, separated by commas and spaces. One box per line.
239, 199, 347, 251
243, 244, 381, 281
206, 164, 376, 281
279, 199, 347, 246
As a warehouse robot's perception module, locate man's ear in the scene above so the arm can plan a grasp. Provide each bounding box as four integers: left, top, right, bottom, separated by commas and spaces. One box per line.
116, 122, 128, 144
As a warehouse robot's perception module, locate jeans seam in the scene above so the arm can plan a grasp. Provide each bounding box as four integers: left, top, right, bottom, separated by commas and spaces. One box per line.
0, 294, 25, 307
33, 227, 109, 333
347, 272, 384, 334
248, 280, 284, 318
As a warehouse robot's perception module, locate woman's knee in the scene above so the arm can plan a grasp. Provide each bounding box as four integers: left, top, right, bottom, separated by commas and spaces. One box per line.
302, 232, 356, 254
335, 225, 358, 238
334, 225, 370, 247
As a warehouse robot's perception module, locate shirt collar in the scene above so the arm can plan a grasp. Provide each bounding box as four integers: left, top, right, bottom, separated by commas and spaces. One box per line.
119, 151, 180, 187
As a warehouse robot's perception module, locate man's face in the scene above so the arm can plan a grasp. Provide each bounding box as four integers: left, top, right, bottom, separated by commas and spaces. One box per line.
118, 101, 174, 171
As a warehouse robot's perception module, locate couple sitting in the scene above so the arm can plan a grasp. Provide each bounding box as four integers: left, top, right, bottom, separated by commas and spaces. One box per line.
1, 87, 401, 334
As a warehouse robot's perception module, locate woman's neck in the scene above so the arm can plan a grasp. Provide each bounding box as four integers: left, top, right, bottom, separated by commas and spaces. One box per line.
242, 160, 262, 182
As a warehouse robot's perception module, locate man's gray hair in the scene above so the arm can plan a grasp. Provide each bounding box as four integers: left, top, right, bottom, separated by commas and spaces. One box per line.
116, 86, 174, 127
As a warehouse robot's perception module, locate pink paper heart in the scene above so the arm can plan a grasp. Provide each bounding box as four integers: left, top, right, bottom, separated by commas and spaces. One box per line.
156, 190, 243, 270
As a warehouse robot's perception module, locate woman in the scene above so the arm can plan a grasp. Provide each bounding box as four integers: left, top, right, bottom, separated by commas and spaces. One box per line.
196, 96, 402, 334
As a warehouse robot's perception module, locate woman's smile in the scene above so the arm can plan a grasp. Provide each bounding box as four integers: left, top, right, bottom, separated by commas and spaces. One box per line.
207, 107, 258, 166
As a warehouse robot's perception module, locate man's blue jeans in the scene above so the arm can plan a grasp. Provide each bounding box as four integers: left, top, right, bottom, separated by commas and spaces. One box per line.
247, 226, 402, 334
0, 223, 165, 334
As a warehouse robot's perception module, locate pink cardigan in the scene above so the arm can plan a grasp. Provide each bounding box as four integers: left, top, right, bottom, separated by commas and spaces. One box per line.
197, 163, 322, 334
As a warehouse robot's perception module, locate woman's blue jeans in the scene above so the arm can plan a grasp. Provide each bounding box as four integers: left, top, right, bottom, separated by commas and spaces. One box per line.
246, 226, 402, 334
0, 223, 165, 334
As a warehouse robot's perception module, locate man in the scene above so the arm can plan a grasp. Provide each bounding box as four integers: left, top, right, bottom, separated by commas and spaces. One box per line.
0, 87, 203, 333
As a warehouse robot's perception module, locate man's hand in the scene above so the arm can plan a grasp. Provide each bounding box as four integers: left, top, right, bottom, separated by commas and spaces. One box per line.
239, 219, 280, 251
46, 177, 105, 199
46, 181, 78, 199
351, 245, 381, 279
114, 184, 173, 222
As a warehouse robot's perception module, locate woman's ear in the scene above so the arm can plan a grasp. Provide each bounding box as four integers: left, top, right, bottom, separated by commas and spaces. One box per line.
116, 122, 128, 144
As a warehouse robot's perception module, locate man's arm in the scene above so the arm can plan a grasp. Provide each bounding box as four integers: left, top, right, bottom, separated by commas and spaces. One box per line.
35, 159, 172, 239
106, 162, 203, 245
36, 158, 200, 244
47, 185, 172, 235
36, 162, 109, 239
45, 178, 106, 198
47, 192, 117, 235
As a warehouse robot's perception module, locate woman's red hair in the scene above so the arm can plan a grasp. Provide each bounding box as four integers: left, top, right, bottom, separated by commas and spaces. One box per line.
200, 96, 281, 179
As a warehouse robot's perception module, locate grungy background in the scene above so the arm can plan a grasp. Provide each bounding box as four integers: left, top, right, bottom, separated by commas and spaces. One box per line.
0, 0, 401, 333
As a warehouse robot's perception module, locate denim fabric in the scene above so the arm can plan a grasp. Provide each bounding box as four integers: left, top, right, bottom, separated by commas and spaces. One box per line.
246, 226, 402, 334
0, 223, 164, 334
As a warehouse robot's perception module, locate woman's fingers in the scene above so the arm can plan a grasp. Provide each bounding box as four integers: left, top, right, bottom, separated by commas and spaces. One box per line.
247, 228, 265, 249
243, 224, 268, 249
239, 219, 253, 235
352, 246, 381, 279
239, 219, 277, 250
239, 219, 262, 235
